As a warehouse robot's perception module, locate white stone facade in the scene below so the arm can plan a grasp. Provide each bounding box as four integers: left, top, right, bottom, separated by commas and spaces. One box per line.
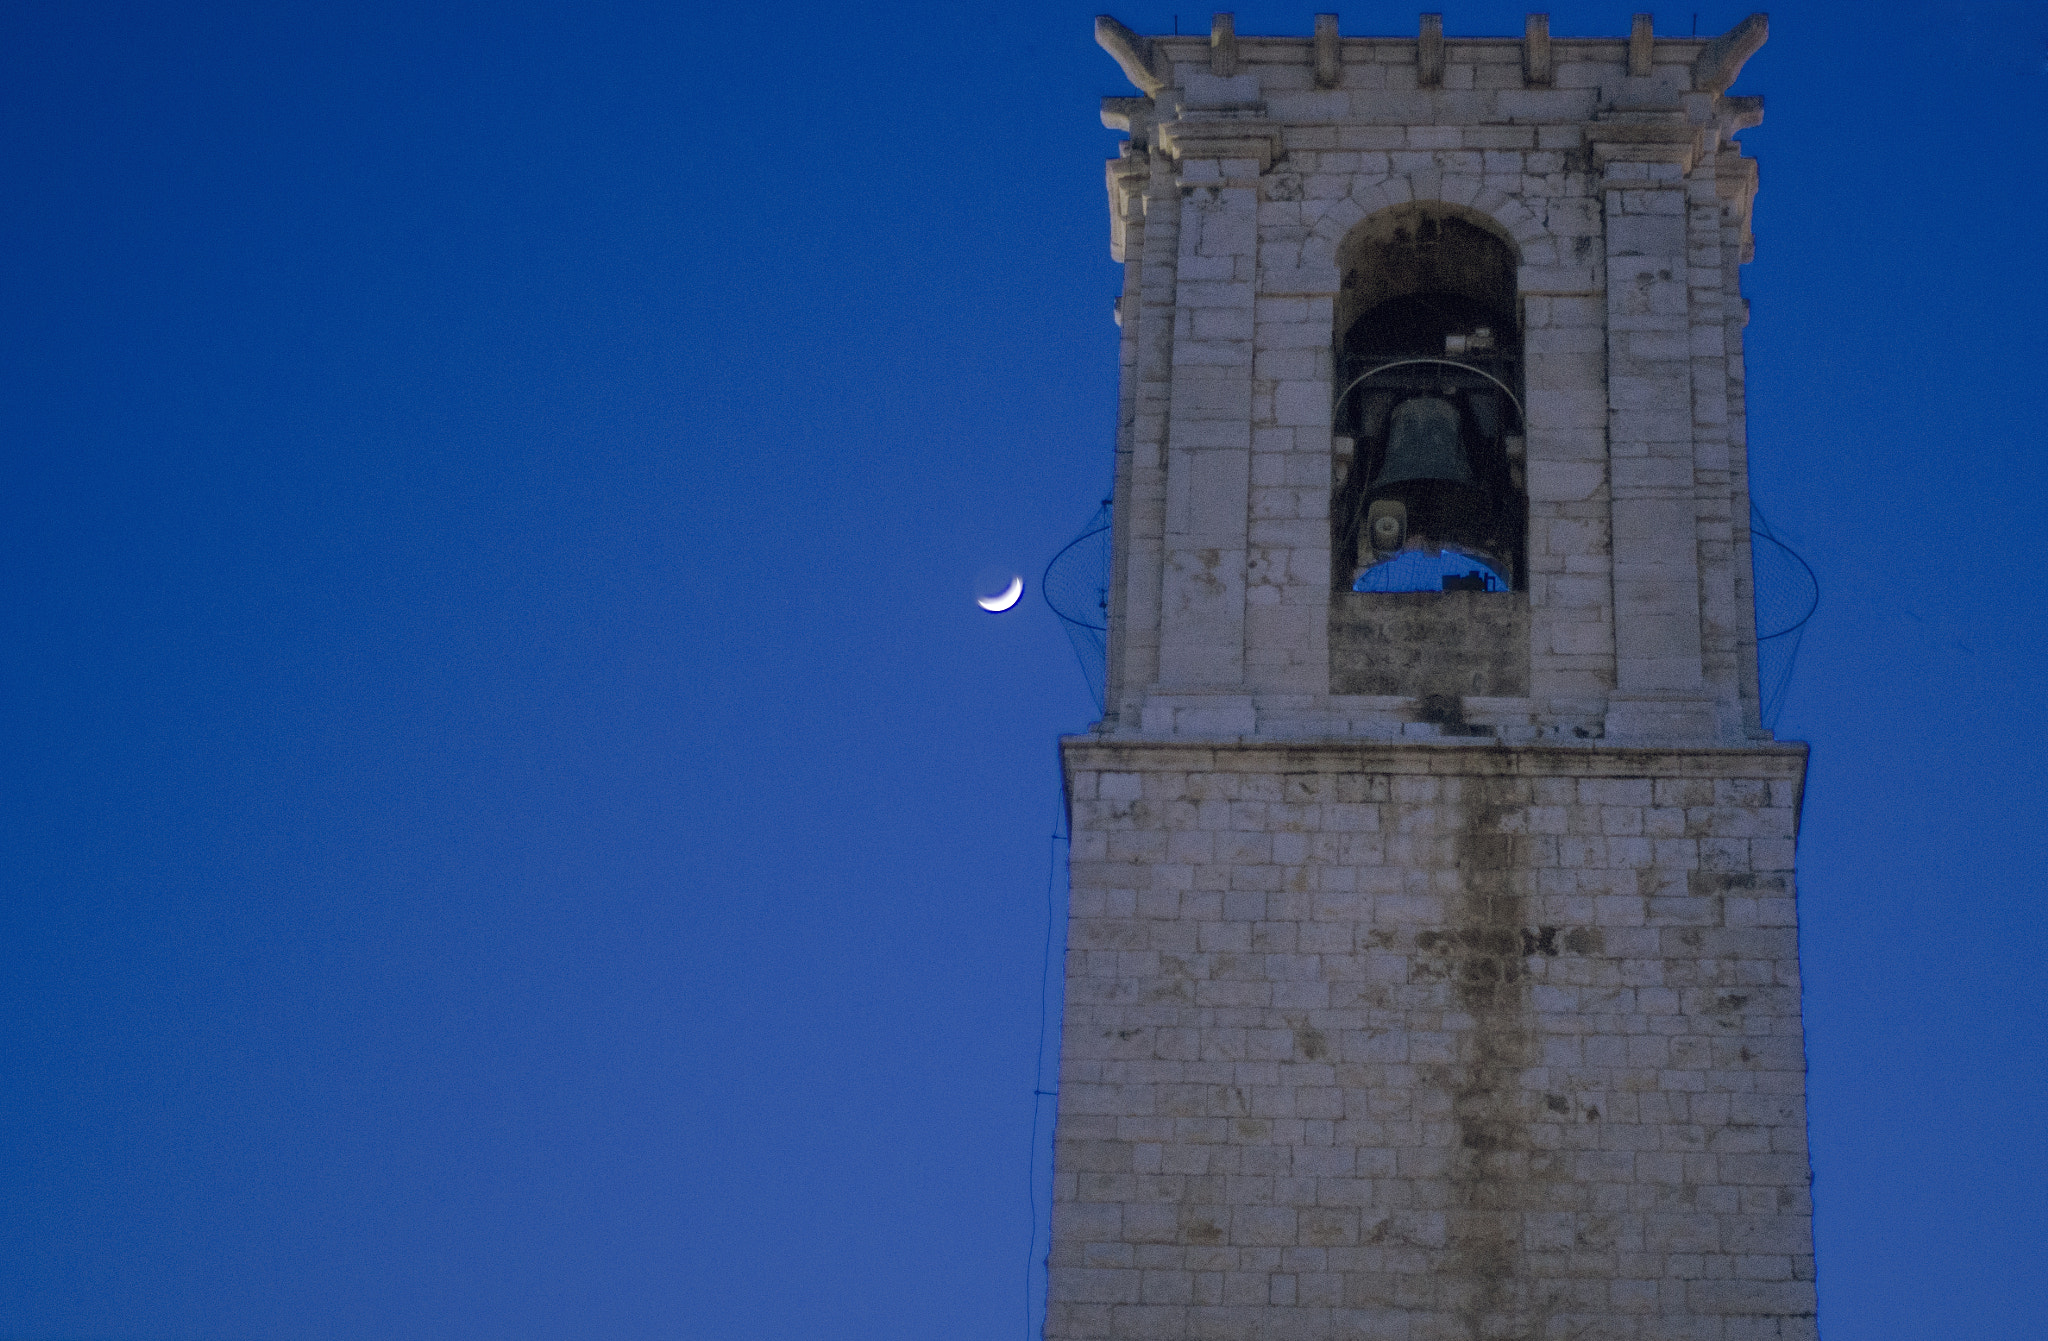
1048, 14, 1815, 1341
1094, 12, 1771, 745
1051, 742, 1813, 1340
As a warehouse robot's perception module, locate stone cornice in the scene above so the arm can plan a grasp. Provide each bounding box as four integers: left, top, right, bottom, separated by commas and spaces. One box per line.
1063, 735, 1809, 779
1588, 117, 1704, 174
1091, 13, 1769, 96
1156, 117, 1284, 171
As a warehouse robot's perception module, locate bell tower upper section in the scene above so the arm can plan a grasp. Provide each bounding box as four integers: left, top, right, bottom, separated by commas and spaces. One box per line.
1094, 11, 1770, 745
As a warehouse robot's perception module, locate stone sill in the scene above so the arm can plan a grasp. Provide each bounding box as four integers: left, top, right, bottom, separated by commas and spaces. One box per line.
1063, 733, 1808, 779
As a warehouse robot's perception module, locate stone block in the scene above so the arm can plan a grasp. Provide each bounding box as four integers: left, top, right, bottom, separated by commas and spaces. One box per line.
1527, 461, 1605, 502
1273, 381, 1328, 427
1520, 264, 1603, 295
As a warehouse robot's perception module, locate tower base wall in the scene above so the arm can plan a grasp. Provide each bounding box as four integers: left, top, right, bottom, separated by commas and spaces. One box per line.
1051, 737, 1815, 1341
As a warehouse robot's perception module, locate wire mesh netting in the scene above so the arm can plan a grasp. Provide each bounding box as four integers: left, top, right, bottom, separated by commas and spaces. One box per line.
1750, 501, 1818, 731
1042, 499, 1112, 712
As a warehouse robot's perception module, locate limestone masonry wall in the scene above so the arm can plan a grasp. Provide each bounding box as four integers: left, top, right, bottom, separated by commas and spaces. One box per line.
1096, 14, 1770, 746
1050, 740, 1814, 1340
1052, 15, 1813, 1339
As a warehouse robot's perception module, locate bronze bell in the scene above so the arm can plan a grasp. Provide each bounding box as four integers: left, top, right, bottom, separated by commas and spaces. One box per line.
1371, 396, 1473, 488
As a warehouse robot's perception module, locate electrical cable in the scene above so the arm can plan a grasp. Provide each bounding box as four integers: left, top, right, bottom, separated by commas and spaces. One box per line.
1023, 784, 1069, 1340
1749, 500, 1818, 730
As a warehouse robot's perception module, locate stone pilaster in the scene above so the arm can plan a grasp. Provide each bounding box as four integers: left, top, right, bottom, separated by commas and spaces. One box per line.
1157, 158, 1256, 695
1520, 249, 1615, 717
1103, 141, 1147, 724
1595, 129, 1714, 742
1718, 144, 1768, 737
1143, 127, 1280, 734
1110, 142, 1179, 724
1243, 288, 1335, 696
1685, 149, 1746, 741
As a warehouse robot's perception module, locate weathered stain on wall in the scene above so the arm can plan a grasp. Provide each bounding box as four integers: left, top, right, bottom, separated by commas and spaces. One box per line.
1329, 591, 1530, 697
1049, 741, 1814, 1340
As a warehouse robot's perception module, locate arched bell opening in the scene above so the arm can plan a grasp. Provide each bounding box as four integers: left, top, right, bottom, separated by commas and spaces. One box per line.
1330, 207, 1527, 595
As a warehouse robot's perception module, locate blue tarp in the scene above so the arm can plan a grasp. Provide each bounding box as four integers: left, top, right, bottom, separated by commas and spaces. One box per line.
1353, 549, 1507, 593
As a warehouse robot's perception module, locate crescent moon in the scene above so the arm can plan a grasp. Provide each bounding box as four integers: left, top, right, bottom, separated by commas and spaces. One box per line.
977, 575, 1024, 612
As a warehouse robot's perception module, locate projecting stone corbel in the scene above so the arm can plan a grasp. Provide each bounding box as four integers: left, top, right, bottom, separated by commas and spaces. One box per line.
1095, 15, 1166, 95
1313, 14, 1340, 88
1589, 120, 1704, 174
1718, 93, 1764, 132
1156, 118, 1284, 173
1693, 13, 1768, 94
1418, 13, 1444, 87
1210, 13, 1239, 77
1523, 14, 1552, 87
1101, 96, 1156, 135
1627, 13, 1654, 77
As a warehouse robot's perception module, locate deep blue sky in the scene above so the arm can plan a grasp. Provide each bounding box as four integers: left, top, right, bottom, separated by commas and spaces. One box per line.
3, 3, 2044, 1338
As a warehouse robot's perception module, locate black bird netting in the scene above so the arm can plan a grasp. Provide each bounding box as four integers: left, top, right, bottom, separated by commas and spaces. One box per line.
1750, 501, 1818, 731
1042, 499, 1112, 712
1038, 495, 1815, 730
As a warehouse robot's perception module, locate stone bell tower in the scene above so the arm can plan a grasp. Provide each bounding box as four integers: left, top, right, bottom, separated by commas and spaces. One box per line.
1050, 12, 1816, 1340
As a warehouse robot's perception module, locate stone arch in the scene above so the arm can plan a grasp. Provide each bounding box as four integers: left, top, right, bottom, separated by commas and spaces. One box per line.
1286, 172, 1563, 298
1323, 182, 1539, 609
1333, 201, 1522, 354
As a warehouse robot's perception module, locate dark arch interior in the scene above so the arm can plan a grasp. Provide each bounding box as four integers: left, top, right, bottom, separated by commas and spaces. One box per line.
1343, 291, 1508, 360
1332, 210, 1526, 592
1337, 213, 1518, 352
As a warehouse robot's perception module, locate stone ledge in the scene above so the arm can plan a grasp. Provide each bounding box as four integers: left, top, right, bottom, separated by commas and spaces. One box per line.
1063, 734, 1809, 780
1158, 118, 1286, 172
